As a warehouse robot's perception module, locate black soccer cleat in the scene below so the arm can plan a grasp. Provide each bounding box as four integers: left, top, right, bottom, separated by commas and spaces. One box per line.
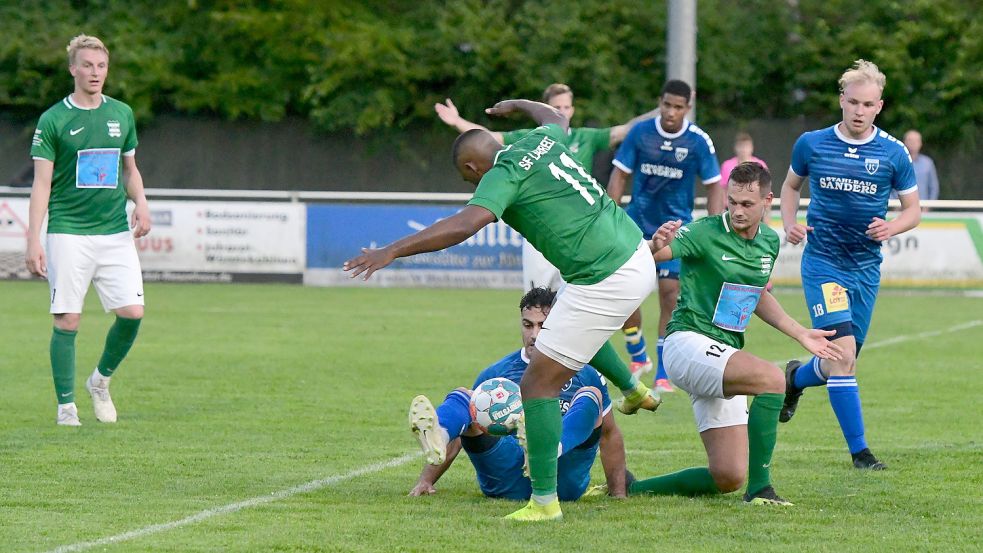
779, 360, 804, 423
743, 485, 794, 506
851, 448, 888, 470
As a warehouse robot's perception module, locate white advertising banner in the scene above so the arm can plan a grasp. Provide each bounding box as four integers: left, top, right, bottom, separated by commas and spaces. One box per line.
0, 198, 306, 283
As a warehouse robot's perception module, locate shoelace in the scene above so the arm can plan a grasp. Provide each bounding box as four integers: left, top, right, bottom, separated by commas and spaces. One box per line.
90, 386, 111, 401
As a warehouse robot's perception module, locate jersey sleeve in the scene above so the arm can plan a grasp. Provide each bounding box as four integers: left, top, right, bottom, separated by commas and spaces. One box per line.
467, 164, 520, 220
612, 124, 640, 174
789, 134, 812, 177
30, 113, 58, 161
502, 128, 533, 145
892, 148, 917, 195
123, 105, 138, 155
699, 139, 722, 184
668, 221, 703, 259
588, 127, 612, 150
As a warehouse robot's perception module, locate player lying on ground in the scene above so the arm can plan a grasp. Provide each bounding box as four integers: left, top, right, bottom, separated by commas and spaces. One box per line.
345, 98, 660, 521
409, 287, 630, 501
592, 162, 843, 505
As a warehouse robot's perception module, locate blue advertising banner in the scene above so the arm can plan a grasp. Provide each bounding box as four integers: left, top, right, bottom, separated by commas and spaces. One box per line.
305, 204, 523, 288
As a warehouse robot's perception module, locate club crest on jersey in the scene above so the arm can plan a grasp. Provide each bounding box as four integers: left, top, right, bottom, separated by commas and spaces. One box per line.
107, 120, 121, 138
865, 158, 880, 175
675, 147, 689, 162
760, 256, 773, 274
844, 147, 860, 159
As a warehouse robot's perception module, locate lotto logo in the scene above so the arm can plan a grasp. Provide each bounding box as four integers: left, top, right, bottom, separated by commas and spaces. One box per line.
821, 282, 850, 313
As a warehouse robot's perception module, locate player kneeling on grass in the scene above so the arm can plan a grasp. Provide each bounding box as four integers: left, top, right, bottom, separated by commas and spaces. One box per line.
408, 288, 631, 501
609, 163, 843, 505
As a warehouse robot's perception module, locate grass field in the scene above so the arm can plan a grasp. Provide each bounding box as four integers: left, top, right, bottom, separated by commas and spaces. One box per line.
1, 280, 981, 552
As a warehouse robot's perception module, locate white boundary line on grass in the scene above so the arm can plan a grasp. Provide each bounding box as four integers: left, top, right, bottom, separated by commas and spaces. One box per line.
42, 452, 419, 553
789, 319, 983, 362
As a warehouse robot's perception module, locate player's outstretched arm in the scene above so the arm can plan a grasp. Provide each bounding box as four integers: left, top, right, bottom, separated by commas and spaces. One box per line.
608, 107, 660, 148
25, 159, 53, 278
606, 167, 630, 205
344, 205, 496, 280
754, 292, 844, 360
598, 412, 628, 498
434, 98, 504, 144
484, 99, 569, 132
867, 190, 921, 242
780, 169, 812, 245
409, 437, 463, 497
649, 219, 683, 261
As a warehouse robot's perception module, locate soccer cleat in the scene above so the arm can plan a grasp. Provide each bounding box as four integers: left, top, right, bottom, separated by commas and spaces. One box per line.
515, 414, 529, 478
86, 371, 117, 423
504, 498, 563, 521
583, 470, 634, 498
630, 360, 653, 377
616, 384, 662, 415
56, 403, 82, 427
408, 395, 446, 465
851, 448, 888, 470
654, 378, 675, 393
743, 485, 794, 506
779, 360, 804, 423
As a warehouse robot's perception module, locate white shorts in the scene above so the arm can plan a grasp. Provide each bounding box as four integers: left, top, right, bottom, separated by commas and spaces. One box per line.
521, 239, 564, 292
535, 240, 656, 370
47, 232, 144, 314
664, 331, 748, 432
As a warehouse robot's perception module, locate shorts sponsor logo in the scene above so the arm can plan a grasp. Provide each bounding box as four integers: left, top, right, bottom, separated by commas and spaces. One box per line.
821, 282, 849, 313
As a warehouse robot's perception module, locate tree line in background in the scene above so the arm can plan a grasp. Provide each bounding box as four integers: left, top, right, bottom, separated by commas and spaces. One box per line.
1, 0, 979, 154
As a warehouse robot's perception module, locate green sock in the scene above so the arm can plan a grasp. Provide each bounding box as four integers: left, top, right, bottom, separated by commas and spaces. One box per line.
747, 392, 783, 496
524, 398, 562, 497
50, 327, 77, 404
97, 316, 142, 377
589, 341, 636, 393
629, 467, 720, 496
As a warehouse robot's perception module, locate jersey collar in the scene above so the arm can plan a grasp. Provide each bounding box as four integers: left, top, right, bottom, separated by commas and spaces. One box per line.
655, 116, 689, 140
833, 123, 878, 146
520, 347, 531, 364
64, 94, 107, 110
722, 211, 759, 240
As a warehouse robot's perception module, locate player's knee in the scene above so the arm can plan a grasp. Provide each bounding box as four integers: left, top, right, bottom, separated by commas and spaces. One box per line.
115, 305, 143, 320
824, 352, 856, 376
53, 313, 80, 331
709, 466, 745, 493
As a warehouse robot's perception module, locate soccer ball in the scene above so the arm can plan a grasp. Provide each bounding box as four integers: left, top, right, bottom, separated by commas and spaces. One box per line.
469, 377, 523, 436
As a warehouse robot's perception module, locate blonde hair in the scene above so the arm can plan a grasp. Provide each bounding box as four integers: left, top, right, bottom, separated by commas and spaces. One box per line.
839, 59, 885, 93
67, 34, 109, 66
542, 83, 573, 103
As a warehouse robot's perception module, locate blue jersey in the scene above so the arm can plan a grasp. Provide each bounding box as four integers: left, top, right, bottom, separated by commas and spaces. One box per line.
473, 350, 612, 416
613, 117, 721, 238
791, 125, 917, 269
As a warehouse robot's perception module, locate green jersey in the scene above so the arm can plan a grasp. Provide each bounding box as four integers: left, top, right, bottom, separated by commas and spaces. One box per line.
468, 124, 642, 285
666, 212, 780, 349
30, 94, 138, 235
503, 126, 610, 170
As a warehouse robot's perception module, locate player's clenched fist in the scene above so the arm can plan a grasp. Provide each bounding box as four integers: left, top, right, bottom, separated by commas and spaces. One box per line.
783, 222, 813, 245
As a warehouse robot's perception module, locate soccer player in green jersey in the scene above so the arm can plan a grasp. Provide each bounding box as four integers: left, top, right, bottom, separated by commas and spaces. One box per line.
623, 162, 843, 505
345, 99, 661, 521
436, 83, 661, 376
25, 35, 150, 426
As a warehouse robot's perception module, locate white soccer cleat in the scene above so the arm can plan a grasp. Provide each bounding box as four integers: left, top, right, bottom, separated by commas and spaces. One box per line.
86, 370, 117, 423
57, 403, 82, 426
409, 395, 446, 465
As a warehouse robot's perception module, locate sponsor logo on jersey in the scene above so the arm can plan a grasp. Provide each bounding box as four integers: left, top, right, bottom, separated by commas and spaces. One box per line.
640, 163, 683, 179
818, 176, 877, 195
721, 254, 737, 261
660, 140, 673, 152
844, 147, 860, 159
70, 127, 84, 136
518, 135, 557, 171
675, 147, 689, 162
865, 158, 880, 175
107, 120, 121, 138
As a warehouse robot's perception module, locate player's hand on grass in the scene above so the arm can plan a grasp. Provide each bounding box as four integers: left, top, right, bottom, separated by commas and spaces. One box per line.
25, 239, 47, 278
343, 246, 395, 280
651, 219, 683, 252
434, 98, 461, 126
784, 222, 813, 245
797, 328, 844, 360
409, 480, 436, 496
865, 217, 893, 242
131, 200, 152, 238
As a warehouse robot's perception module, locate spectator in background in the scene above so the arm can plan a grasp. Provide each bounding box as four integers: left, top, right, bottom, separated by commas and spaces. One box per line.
903, 129, 939, 202
720, 132, 768, 188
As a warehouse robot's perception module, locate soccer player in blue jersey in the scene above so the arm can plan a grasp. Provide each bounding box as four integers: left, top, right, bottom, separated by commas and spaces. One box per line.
407, 288, 629, 500
607, 79, 724, 393
779, 59, 921, 470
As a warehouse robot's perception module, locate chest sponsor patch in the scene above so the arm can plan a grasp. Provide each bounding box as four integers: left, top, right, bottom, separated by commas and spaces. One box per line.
712, 282, 764, 332
76, 148, 120, 189
821, 282, 850, 313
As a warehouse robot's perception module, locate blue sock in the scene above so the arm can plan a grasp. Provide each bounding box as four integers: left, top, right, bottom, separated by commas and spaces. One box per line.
794, 357, 827, 389
559, 392, 601, 456
435, 390, 473, 441
623, 326, 649, 364
827, 376, 868, 454
654, 337, 668, 381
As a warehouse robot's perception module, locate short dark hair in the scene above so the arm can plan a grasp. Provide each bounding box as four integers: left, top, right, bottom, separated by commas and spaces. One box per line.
451, 128, 485, 166
542, 83, 573, 103
729, 161, 772, 197
520, 287, 556, 311
661, 79, 692, 103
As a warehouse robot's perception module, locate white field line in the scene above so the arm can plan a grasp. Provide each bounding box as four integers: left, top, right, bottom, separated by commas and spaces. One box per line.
788, 319, 982, 363
42, 452, 419, 553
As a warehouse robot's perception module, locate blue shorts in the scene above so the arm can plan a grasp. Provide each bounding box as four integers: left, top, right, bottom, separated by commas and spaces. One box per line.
801, 253, 880, 344
466, 436, 597, 501
656, 258, 681, 280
